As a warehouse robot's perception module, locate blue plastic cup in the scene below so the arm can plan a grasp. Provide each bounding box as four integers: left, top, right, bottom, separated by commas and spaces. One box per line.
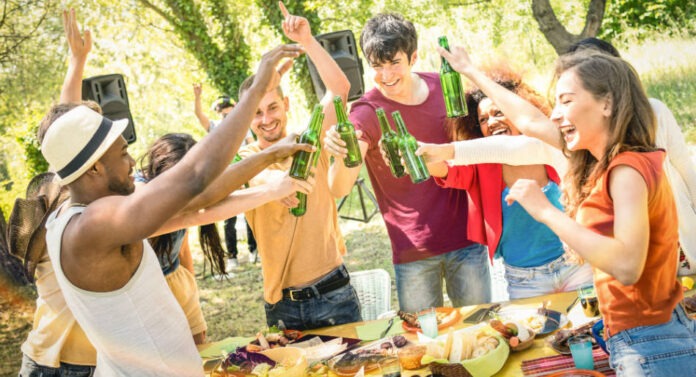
568, 334, 594, 370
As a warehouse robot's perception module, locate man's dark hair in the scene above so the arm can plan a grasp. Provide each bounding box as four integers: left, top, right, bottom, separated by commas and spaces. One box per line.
238, 74, 284, 100
566, 37, 621, 58
359, 13, 418, 65
213, 95, 236, 113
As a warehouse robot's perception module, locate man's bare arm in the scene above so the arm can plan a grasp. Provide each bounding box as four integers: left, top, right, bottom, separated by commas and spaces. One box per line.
78, 45, 303, 250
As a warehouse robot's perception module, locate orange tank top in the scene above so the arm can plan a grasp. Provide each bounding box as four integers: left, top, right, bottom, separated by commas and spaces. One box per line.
576, 151, 682, 335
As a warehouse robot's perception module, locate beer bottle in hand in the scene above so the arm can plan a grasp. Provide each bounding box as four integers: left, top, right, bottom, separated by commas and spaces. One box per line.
289, 104, 324, 216
289, 104, 324, 180
439, 36, 467, 118
290, 145, 321, 217
376, 108, 405, 178
334, 96, 362, 168
392, 111, 430, 184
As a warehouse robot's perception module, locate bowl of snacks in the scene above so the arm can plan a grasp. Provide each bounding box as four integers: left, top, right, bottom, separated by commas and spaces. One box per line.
421, 327, 509, 377
489, 319, 535, 351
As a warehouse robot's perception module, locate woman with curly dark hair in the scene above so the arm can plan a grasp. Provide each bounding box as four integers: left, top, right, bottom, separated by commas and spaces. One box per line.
418, 64, 592, 299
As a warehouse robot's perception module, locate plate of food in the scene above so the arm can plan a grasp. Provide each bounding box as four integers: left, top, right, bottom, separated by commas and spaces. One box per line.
327, 335, 410, 376
216, 346, 307, 377
399, 307, 462, 333
496, 308, 568, 335
546, 320, 601, 355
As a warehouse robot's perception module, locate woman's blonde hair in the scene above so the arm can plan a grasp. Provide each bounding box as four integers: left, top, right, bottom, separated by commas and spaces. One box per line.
557, 50, 657, 217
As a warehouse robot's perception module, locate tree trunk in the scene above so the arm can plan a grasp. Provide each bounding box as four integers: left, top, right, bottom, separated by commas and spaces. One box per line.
532, 0, 606, 55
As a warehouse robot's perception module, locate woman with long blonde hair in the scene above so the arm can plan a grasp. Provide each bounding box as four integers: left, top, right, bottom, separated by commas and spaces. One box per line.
438, 44, 695, 376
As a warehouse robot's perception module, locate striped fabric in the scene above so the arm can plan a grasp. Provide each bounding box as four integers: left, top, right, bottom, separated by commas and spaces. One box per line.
521, 348, 615, 376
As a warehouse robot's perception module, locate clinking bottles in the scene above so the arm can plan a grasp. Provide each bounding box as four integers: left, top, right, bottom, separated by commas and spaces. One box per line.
376, 108, 405, 178
289, 104, 324, 216
334, 96, 362, 168
392, 111, 430, 184
438, 36, 467, 118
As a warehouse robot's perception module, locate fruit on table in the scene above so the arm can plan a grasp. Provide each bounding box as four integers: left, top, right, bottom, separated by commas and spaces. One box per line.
682, 276, 694, 291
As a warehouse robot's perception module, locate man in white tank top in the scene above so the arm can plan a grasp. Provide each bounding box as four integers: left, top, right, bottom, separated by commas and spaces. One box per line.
37, 43, 303, 375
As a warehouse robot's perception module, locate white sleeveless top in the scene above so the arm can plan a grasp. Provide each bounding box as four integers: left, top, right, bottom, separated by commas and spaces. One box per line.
46, 205, 203, 376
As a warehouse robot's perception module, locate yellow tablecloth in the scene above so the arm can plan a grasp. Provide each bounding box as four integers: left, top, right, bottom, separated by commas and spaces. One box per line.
201, 276, 695, 377
306, 290, 580, 377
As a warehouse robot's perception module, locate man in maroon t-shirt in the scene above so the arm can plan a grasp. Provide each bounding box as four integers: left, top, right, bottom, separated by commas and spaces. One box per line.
324, 13, 491, 312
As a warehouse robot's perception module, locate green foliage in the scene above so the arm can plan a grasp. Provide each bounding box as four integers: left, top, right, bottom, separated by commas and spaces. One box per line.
601, 0, 696, 40
0, 0, 63, 215
138, 0, 252, 97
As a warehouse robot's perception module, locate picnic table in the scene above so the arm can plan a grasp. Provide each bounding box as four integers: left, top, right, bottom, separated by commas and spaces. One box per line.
201, 275, 695, 376
307, 290, 590, 377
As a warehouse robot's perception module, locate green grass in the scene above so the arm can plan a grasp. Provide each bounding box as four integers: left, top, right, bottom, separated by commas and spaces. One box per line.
621, 37, 696, 142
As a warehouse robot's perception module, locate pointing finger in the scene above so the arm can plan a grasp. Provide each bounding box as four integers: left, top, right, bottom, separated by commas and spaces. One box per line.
279, 1, 289, 18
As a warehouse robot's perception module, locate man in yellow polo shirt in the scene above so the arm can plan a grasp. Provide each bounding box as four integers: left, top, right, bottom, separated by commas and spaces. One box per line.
236, 5, 361, 330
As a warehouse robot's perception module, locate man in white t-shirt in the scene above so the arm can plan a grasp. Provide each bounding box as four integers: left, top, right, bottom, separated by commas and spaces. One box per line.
37, 42, 302, 376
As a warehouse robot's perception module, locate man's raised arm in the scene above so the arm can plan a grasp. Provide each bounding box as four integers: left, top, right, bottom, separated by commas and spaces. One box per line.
81, 45, 303, 250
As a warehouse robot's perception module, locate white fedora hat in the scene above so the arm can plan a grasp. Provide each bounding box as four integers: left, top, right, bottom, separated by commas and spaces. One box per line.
41, 105, 129, 185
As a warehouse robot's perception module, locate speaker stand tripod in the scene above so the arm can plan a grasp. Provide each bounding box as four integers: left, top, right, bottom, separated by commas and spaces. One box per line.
337, 177, 379, 222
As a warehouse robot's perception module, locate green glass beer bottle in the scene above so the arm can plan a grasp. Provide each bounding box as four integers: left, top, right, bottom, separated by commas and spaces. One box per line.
290, 143, 322, 217
438, 36, 467, 118
376, 108, 406, 178
289, 104, 324, 216
289, 104, 324, 180
334, 96, 362, 168
290, 192, 308, 217
392, 111, 430, 184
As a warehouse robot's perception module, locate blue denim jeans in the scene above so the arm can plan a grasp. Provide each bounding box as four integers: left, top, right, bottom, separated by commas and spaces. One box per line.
504, 254, 594, 300
264, 265, 362, 330
394, 243, 491, 312
19, 355, 94, 377
607, 304, 696, 377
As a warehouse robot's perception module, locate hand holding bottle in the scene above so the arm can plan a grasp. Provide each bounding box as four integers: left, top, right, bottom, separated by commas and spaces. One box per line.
415, 142, 454, 164
323, 126, 363, 160
264, 132, 315, 164
436, 44, 476, 77
268, 170, 316, 200
278, 167, 316, 208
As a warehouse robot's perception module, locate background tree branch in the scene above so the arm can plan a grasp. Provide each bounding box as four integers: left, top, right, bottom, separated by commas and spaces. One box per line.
532, 0, 606, 55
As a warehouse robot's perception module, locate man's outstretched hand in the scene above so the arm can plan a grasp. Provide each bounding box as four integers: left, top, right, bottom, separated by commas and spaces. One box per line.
62, 8, 91, 60
253, 44, 303, 95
